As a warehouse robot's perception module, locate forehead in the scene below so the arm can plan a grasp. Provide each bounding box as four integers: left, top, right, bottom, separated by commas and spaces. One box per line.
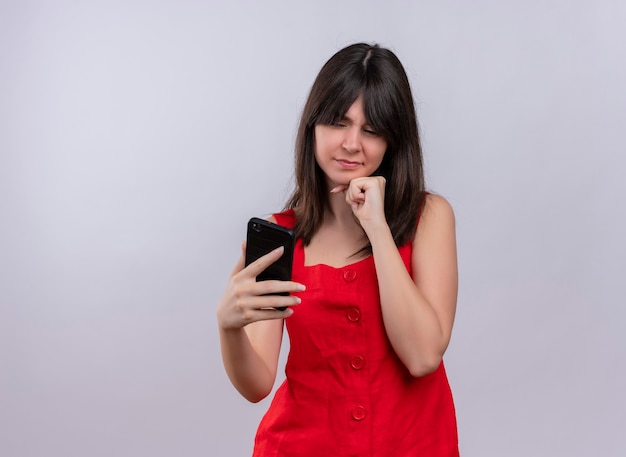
342, 96, 366, 121
315, 86, 382, 129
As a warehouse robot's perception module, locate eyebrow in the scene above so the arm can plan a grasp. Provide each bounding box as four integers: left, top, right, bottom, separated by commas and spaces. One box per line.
339, 113, 353, 121
340, 113, 371, 127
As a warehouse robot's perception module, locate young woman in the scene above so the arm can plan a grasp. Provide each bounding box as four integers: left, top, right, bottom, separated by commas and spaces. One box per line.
217, 43, 459, 456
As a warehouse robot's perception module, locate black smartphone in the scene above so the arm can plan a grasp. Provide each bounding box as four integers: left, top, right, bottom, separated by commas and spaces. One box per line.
245, 218, 296, 310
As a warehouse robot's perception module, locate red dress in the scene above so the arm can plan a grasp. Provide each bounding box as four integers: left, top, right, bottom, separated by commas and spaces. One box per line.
253, 210, 459, 456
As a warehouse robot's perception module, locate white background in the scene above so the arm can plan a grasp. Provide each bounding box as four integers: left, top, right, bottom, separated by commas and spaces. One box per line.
1, 1, 625, 456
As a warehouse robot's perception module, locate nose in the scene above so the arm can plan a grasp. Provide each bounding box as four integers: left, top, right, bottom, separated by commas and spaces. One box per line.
342, 126, 362, 154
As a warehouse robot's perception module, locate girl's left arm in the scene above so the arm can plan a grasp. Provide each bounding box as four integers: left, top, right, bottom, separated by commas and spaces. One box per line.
369, 193, 458, 377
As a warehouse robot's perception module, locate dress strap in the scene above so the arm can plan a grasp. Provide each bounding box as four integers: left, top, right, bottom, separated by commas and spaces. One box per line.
273, 209, 296, 229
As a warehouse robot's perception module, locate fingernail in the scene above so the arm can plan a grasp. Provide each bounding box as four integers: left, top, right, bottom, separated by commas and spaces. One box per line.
297, 284, 306, 291
273, 246, 284, 254
330, 186, 343, 194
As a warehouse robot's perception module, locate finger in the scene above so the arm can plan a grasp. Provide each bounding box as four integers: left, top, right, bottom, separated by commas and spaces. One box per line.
243, 246, 286, 277
238, 293, 302, 310
345, 185, 366, 207
242, 306, 296, 324
250, 279, 306, 296
229, 243, 246, 276
330, 184, 348, 194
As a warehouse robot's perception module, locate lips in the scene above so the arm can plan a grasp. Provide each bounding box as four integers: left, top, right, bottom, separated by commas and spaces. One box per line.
336, 159, 362, 169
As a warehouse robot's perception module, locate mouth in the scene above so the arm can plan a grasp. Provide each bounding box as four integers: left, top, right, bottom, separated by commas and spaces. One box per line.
335, 159, 362, 169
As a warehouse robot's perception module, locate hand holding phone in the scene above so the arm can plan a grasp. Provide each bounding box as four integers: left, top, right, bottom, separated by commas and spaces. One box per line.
245, 218, 296, 310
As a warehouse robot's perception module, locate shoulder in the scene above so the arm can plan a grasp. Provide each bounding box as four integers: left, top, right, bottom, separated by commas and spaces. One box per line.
411, 193, 458, 292
422, 193, 455, 224
414, 194, 456, 244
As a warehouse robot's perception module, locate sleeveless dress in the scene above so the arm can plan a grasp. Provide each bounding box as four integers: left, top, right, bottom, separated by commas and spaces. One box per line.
253, 210, 459, 456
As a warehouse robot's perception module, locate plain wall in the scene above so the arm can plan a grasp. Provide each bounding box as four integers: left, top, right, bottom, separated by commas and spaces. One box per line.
1, 1, 625, 456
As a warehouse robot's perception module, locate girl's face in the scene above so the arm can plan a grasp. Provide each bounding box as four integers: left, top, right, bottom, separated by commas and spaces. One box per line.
314, 96, 388, 188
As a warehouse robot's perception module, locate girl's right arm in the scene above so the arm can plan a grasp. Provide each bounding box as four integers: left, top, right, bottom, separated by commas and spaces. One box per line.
216, 245, 305, 403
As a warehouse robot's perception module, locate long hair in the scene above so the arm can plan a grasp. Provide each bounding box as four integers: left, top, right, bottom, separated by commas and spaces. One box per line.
285, 43, 426, 250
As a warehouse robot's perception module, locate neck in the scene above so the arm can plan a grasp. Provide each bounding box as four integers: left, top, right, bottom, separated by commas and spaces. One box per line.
324, 191, 361, 230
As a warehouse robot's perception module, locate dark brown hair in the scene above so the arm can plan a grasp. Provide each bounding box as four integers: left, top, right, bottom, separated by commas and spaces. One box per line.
285, 43, 426, 249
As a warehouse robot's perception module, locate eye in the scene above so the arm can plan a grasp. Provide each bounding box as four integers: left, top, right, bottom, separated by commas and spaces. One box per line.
363, 128, 379, 136
332, 120, 347, 128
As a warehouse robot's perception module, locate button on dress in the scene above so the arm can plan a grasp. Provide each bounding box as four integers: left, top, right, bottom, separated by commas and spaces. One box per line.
253, 210, 459, 456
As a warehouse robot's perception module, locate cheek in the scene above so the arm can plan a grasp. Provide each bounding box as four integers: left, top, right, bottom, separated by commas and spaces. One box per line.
313, 139, 323, 163
313, 128, 323, 157
373, 141, 388, 164
314, 131, 334, 159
